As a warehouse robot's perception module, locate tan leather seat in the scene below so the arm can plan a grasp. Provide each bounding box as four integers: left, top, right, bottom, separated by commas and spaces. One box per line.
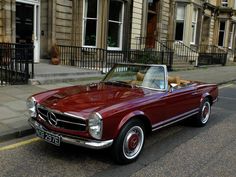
136, 72, 144, 81
168, 76, 180, 85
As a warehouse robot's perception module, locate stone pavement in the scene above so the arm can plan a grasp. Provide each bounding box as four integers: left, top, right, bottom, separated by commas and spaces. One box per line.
0, 65, 235, 142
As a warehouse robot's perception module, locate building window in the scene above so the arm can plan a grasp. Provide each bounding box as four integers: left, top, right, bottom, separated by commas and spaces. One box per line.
218, 21, 226, 46
175, 5, 185, 41
191, 8, 198, 44
107, 0, 124, 50
221, 0, 228, 7
228, 23, 234, 49
83, 0, 98, 47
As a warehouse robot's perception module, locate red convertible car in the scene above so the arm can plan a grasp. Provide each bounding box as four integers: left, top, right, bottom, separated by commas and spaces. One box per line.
27, 63, 218, 164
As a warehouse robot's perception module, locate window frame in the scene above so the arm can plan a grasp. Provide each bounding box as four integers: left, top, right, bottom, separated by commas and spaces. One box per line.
221, 0, 228, 7
82, 0, 99, 48
107, 0, 124, 51
228, 23, 234, 49
175, 4, 186, 41
218, 21, 226, 47
190, 8, 198, 44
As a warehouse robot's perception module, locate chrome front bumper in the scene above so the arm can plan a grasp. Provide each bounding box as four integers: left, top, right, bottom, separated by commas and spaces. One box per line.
28, 118, 113, 149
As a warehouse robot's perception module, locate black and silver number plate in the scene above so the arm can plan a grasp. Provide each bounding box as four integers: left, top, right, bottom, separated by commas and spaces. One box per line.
36, 128, 61, 146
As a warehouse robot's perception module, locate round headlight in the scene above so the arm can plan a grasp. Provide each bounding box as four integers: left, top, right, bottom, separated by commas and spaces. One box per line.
88, 112, 103, 139
26, 97, 37, 118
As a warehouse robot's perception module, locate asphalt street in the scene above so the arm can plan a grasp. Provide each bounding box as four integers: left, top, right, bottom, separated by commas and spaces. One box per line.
0, 82, 235, 177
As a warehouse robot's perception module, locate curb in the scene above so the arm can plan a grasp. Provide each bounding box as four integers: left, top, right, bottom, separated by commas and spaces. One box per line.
0, 126, 34, 143
0, 79, 235, 143
217, 79, 236, 86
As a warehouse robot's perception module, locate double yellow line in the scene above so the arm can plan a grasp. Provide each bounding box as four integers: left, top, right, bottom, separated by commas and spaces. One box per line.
0, 137, 40, 151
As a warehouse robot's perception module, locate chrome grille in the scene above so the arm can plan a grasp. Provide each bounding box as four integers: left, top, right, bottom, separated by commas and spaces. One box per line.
37, 105, 87, 131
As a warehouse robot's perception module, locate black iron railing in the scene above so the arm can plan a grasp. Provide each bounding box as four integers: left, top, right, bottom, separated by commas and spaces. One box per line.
0, 43, 34, 85
59, 46, 106, 70
161, 40, 198, 64
135, 37, 172, 52
58, 45, 173, 72
197, 45, 227, 66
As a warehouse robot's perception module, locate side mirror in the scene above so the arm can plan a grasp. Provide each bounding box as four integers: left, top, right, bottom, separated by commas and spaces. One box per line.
169, 83, 178, 92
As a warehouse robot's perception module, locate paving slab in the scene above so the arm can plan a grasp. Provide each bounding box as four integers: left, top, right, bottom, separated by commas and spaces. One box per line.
4, 100, 27, 112
0, 94, 18, 103
0, 107, 19, 120
1, 116, 28, 130
0, 123, 12, 134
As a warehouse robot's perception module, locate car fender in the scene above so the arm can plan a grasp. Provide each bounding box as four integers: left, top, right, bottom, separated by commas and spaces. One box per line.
115, 110, 147, 137
200, 92, 211, 104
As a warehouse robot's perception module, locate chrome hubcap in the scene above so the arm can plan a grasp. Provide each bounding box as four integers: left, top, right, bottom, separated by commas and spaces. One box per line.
123, 126, 144, 159
201, 102, 211, 124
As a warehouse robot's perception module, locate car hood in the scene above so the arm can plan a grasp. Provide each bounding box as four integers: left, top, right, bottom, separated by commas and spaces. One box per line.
34, 83, 154, 118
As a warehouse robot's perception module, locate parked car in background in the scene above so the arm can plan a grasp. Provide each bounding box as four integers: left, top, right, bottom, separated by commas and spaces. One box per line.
27, 63, 218, 164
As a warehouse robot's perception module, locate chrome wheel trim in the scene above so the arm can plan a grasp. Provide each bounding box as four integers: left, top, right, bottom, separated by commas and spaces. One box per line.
122, 126, 144, 160
201, 102, 211, 124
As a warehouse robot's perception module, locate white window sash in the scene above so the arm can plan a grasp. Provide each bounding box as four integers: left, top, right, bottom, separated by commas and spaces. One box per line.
219, 21, 226, 46
229, 24, 234, 49
82, 0, 99, 48
176, 5, 185, 21
108, 1, 124, 50
191, 9, 198, 44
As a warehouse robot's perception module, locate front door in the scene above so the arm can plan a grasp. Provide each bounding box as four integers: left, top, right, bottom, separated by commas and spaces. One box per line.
146, 0, 159, 49
146, 13, 157, 48
16, 2, 34, 45
16, 1, 40, 63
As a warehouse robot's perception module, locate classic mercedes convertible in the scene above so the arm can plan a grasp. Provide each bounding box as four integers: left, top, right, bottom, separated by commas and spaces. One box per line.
27, 63, 218, 164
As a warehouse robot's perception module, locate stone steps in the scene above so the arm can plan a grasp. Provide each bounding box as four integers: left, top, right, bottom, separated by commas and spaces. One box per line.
172, 59, 196, 71
29, 63, 103, 85
29, 73, 103, 85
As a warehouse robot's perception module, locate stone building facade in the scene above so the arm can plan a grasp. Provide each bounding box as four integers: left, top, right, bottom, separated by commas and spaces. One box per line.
1, 0, 236, 63
0, 0, 144, 62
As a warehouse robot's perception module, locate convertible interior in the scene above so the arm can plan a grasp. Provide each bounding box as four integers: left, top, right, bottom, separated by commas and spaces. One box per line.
130, 72, 192, 90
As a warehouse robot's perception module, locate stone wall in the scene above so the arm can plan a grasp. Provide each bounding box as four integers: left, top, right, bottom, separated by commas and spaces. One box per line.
55, 0, 73, 45
0, 0, 15, 43
130, 0, 143, 49
209, 17, 215, 45
0, 1, 3, 42
40, 0, 49, 58
159, 0, 170, 41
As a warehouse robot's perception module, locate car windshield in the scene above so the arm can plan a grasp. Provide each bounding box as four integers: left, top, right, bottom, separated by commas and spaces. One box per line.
102, 64, 167, 91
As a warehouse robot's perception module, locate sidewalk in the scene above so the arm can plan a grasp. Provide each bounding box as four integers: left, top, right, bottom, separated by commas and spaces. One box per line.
0, 65, 235, 142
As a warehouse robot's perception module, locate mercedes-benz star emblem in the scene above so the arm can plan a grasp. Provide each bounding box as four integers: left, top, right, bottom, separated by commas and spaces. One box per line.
47, 112, 57, 126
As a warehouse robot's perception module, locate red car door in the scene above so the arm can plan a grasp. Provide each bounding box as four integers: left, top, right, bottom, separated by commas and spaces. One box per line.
160, 86, 200, 122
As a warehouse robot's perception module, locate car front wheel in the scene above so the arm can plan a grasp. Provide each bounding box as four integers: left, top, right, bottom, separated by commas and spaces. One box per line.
112, 119, 145, 164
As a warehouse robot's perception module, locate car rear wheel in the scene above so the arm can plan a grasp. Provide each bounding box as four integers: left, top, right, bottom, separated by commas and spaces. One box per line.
112, 119, 145, 164
195, 98, 211, 126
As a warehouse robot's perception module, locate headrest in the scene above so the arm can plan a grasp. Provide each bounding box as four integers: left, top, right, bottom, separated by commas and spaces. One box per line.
137, 72, 144, 81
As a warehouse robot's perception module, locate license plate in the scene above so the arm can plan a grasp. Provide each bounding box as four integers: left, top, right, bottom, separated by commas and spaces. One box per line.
36, 128, 61, 146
